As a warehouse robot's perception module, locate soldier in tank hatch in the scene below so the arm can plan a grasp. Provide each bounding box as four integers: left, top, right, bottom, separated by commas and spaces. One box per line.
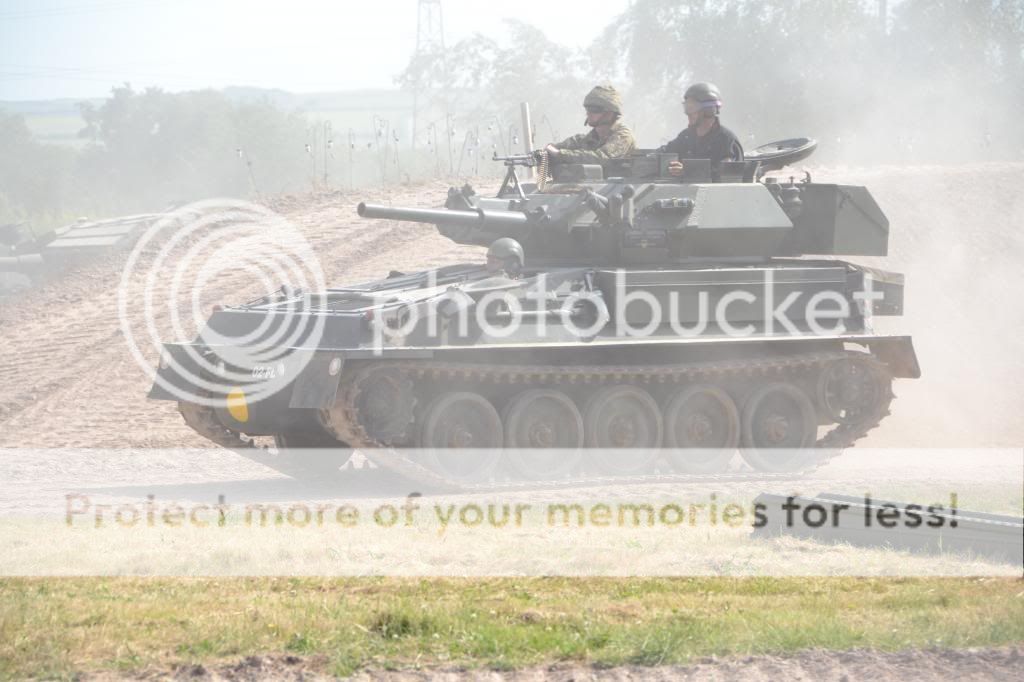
544, 85, 636, 165
660, 82, 744, 178
485, 238, 525, 279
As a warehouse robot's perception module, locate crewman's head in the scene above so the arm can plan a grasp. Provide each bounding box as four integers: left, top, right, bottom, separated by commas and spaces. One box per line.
486, 238, 525, 276
683, 82, 722, 127
583, 85, 622, 127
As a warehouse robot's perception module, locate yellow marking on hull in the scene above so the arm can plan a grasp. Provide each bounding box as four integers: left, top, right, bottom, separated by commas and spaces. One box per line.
226, 388, 249, 423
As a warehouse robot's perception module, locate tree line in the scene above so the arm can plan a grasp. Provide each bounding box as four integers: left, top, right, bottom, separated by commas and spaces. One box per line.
408, 0, 1024, 160
0, 86, 316, 232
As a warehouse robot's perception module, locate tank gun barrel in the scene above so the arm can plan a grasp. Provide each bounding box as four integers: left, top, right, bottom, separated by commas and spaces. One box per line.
357, 202, 529, 229
0, 253, 44, 270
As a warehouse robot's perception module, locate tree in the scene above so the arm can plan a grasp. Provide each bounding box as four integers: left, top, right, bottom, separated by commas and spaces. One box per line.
0, 111, 75, 226
76, 85, 311, 212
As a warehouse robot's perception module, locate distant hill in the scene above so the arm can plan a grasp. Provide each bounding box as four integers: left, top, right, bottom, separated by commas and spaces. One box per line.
221, 87, 414, 112
0, 97, 104, 116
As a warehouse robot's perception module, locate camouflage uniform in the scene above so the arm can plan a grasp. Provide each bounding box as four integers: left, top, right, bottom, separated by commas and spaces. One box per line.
550, 85, 636, 164
552, 121, 636, 164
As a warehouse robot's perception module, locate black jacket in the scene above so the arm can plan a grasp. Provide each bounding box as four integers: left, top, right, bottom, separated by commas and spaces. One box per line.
659, 120, 744, 163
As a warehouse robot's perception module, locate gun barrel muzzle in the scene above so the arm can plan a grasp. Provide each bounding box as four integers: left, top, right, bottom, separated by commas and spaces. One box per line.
357, 203, 528, 229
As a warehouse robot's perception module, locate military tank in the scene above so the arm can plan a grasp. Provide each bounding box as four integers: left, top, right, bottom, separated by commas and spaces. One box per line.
150, 140, 919, 487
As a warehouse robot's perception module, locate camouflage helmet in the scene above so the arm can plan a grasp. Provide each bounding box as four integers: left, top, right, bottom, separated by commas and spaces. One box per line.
486, 237, 525, 269
583, 85, 623, 115
684, 82, 722, 109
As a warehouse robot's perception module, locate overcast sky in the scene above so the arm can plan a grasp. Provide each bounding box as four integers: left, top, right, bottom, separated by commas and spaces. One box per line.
0, 0, 632, 100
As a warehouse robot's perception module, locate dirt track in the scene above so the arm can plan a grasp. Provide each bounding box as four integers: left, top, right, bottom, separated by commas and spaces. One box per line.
0, 181, 483, 448
0, 165, 1022, 449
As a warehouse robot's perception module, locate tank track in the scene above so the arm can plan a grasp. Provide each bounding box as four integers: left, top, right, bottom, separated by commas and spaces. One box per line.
176, 351, 893, 491
178, 396, 343, 479
313, 350, 893, 492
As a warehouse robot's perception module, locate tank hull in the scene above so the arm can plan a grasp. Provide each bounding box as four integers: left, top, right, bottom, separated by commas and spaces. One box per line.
151, 260, 917, 487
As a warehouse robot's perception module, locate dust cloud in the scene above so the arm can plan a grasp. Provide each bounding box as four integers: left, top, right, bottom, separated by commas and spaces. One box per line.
814, 163, 1024, 446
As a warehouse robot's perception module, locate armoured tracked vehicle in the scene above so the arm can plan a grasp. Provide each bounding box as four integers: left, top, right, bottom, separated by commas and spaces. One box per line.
150, 139, 920, 487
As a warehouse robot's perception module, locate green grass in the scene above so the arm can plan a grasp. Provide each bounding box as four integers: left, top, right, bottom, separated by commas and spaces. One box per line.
1, 577, 1022, 678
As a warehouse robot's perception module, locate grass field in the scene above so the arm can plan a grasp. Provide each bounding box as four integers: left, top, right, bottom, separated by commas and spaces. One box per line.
20, 113, 87, 146
1, 577, 1022, 678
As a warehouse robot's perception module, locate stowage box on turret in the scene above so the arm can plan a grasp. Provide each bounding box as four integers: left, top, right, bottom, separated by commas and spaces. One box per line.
150, 139, 919, 486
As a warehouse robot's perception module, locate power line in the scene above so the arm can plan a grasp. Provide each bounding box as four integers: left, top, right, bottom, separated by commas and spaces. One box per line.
0, 70, 124, 84
0, 63, 262, 83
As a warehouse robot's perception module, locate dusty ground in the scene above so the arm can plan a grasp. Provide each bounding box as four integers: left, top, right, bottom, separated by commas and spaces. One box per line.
79, 646, 1024, 681
0, 181, 483, 448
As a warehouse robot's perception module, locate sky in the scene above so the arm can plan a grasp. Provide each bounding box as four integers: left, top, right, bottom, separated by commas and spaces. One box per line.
0, 0, 633, 101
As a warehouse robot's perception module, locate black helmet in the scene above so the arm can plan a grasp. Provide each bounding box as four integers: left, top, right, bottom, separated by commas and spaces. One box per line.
486, 238, 525, 272
684, 82, 722, 111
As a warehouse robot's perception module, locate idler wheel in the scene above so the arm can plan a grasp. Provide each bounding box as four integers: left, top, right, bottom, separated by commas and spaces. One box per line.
663, 385, 739, 474
355, 367, 416, 445
739, 382, 818, 472
817, 356, 891, 425
503, 389, 583, 480
583, 385, 663, 475
273, 431, 353, 477
419, 391, 503, 482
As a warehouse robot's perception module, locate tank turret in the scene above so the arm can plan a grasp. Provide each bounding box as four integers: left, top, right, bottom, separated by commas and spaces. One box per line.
356, 142, 888, 265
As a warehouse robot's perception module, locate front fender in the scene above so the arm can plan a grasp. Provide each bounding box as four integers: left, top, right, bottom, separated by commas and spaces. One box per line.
868, 336, 921, 378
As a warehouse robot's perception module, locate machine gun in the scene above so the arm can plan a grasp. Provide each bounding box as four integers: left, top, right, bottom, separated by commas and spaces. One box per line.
492, 152, 544, 200
493, 152, 539, 167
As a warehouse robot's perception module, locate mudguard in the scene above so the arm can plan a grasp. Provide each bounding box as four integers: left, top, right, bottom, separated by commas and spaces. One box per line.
147, 343, 207, 401
868, 336, 921, 378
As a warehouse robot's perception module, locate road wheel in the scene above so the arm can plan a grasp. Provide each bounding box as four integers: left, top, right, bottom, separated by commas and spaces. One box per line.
584, 385, 663, 475
663, 385, 739, 474
503, 389, 583, 479
419, 391, 503, 482
739, 382, 818, 472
